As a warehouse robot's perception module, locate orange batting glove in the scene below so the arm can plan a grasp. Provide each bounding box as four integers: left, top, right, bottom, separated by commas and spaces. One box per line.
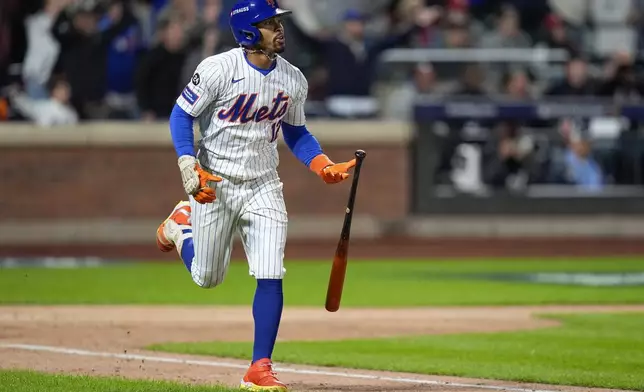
309, 154, 356, 184
194, 164, 222, 203
178, 155, 223, 204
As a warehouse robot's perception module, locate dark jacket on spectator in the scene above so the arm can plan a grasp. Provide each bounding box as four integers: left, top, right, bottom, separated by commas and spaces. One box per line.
597, 65, 644, 102
135, 45, 186, 118
544, 80, 596, 96
318, 29, 416, 97
598, 80, 644, 101
52, 8, 136, 119
0, 0, 37, 87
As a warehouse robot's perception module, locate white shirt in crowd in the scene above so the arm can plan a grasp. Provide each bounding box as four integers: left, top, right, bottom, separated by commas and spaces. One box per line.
11, 93, 79, 128
22, 11, 60, 86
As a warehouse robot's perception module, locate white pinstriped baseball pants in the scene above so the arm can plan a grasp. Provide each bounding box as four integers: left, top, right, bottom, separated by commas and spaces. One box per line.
188, 174, 288, 288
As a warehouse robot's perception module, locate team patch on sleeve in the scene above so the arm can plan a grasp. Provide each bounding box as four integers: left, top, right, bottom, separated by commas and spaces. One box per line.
181, 86, 200, 105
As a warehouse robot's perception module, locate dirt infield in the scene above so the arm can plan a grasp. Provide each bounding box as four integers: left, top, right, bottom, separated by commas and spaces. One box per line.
1, 305, 643, 392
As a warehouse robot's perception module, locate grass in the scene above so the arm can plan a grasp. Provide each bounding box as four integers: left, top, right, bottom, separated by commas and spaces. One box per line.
150, 313, 644, 391
3, 259, 644, 390
1, 258, 644, 306
0, 370, 242, 392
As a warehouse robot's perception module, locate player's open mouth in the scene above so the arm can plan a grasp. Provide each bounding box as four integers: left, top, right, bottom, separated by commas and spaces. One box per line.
275, 35, 285, 45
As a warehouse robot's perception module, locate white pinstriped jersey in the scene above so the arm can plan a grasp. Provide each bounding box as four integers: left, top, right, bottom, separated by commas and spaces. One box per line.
176, 48, 308, 181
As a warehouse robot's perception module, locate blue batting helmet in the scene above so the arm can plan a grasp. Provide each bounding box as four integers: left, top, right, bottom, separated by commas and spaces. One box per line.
229, 0, 292, 47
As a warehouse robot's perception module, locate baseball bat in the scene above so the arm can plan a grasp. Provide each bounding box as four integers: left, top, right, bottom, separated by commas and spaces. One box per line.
325, 149, 367, 312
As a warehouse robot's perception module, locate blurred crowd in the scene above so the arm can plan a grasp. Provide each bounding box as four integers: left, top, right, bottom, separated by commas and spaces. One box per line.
1, 0, 644, 190
0, 0, 234, 125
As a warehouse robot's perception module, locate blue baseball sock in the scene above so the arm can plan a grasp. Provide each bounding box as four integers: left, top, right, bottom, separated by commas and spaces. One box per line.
252, 279, 284, 363
178, 229, 194, 272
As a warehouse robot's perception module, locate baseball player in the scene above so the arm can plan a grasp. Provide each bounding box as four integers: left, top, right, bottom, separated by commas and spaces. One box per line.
155, 0, 356, 390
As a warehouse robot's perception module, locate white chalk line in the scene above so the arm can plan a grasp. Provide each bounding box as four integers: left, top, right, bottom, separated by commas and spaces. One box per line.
0, 343, 564, 392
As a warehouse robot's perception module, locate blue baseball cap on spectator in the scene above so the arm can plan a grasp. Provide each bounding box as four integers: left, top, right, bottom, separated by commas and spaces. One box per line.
343, 9, 365, 21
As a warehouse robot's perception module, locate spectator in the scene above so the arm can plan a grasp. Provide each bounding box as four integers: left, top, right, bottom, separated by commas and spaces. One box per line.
99, 1, 147, 119
546, 119, 605, 190
597, 52, 644, 103
426, 18, 473, 82
0, 0, 29, 89
317, 7, 437, 118
22, 0, 72, 100
502, 68, 533, 100
544, 56, 596, 97
614, 123, 644, 185
281, 0, 392, 38
151, 0, 171, 13
131, 0, 156, 47
537, 13, 581, 56
135, 17, 186, 122
630, 0, 644, 51
181, 28, 231, 90
180, 0, 230, 87
452, 63, 486, 95
392, 0, 441, 48
480, 5, 532, 49
480, 5, 532, 92
0, 1, 14, 83
501, 0, 551, 40
156, 0, 204, 47
52, 0, 137, 119
8, 75, 78, 127
438, 18, 471, 48
412, 0, 484, 48
563, 134, 605, 191
409, 1, 477, 82
547, 0, 587, 27
203, 0, 224, 30
499, 67, 552, 130
483, 121, 536, 190
384, 62, 437, 119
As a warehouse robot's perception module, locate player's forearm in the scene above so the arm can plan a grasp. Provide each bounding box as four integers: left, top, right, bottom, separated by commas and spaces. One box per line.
169, 104, 196, 157
281, 122, 356, 183
281, 122, 324, 168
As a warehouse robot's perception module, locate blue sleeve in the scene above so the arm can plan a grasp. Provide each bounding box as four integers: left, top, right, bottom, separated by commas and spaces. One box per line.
169, 104, 195, 157
281, 122, 323, 167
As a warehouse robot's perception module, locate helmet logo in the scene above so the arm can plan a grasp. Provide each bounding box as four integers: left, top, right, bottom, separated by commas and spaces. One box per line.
231, 6, 250, 15
266, 0, 276, 8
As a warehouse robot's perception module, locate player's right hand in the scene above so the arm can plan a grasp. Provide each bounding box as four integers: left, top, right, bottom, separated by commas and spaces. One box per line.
177, 155, 223, 204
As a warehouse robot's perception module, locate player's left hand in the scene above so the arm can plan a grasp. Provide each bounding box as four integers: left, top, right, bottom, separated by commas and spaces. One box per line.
320, 159, 357, 184
309, 154, 356, 184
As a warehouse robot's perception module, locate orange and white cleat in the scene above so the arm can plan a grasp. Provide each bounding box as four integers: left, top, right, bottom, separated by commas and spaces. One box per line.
240, 358, 288, 391
155, 201, 191, 252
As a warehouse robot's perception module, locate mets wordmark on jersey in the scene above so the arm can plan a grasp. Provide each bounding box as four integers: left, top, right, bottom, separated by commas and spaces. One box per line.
176, 48, 308, 181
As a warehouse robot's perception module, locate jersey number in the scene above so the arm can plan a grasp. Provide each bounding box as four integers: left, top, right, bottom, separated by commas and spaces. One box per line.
269, 122, 281, 143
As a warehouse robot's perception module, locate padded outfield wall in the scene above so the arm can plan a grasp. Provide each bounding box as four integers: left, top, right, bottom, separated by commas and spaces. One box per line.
1, 121, 643, 259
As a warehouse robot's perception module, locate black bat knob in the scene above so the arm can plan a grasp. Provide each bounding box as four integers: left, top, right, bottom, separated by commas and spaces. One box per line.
355, 150, 366, 159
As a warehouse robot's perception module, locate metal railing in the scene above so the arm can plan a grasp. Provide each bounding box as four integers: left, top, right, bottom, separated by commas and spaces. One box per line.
379, 47, 571, 64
